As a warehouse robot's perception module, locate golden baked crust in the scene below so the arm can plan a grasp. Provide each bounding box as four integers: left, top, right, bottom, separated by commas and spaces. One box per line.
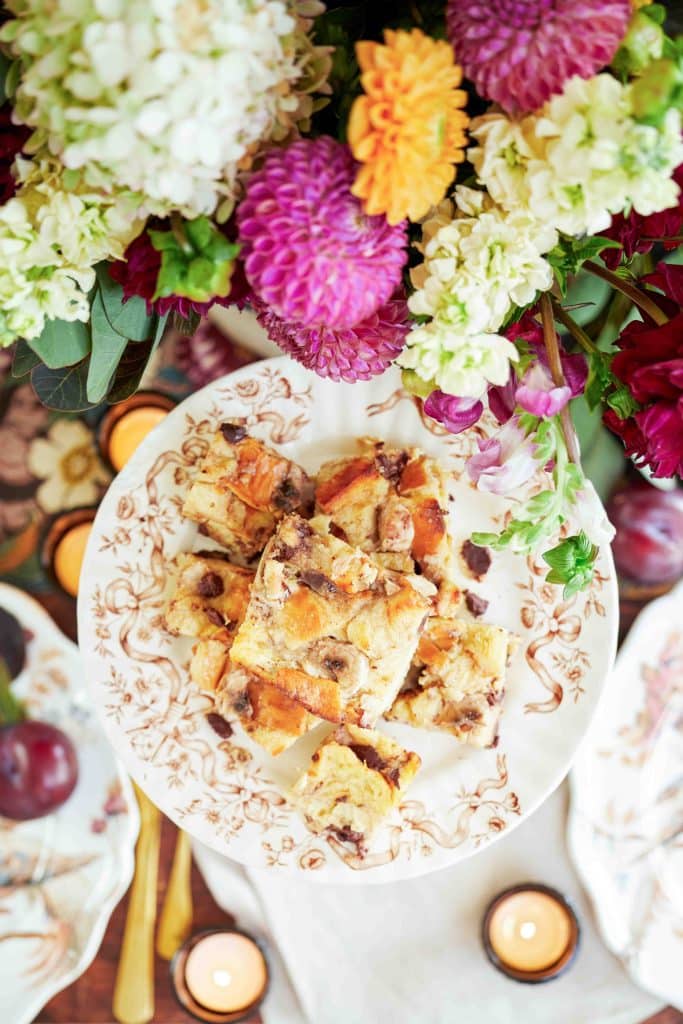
164, 552, 255, 639
292, 724, 420, 841
230, 515, 433, 727
164, 550, 317, 753
216, 667, 317, 756
386, 617, 517, 747
182, 423, 313, 560
315, 438, 460, 615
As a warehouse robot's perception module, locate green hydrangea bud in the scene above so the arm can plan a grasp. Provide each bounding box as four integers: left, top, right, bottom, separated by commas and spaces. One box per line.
630, 56, 683, 126
612, 9, 664, 77
401, 369, 437, 399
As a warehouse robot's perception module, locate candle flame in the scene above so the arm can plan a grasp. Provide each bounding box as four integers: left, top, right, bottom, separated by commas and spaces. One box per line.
213, 969, 233, 988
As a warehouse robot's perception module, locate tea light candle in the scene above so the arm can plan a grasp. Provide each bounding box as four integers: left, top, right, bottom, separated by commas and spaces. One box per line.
98, 391, 175, 473
171, 929, 269, 1023
42, 507, 96, 599
482, 884, 579, 983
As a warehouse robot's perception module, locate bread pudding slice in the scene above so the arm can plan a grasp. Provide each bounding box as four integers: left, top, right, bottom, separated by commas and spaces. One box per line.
216, 666, 318, 756
315, 438, 459, 614
164, 551, 317, 753
386, 618, 517, 748
229, 515, 433, 727
292, 724, 420, 841
182, 422, 313, 560
164, 552, 255, 639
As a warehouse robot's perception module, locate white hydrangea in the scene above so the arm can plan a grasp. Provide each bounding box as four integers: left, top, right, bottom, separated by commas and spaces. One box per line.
399, 320, 518, 399
400, 186, 554, 396
2, 0, 329, 218
0, 157, 140, 347
470, 74, 683, 237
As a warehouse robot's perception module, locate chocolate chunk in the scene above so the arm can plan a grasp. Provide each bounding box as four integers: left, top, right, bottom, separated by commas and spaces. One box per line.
205, 607, 226, 627
299, 570, 339, 596
332, 825, 364, 845
465, 591, 489, 618
375, 449, 408, 486
461, 539, 491, 580
206, 712, 233, 738
347, 743, 400, 786
220, 422, 247, 444
196, 572, 225, 598
491, 734, 500, 748
272, 477, 301, 512
195, 549, 231, 562
328, 522, 348, 542
198, 523, 210, 536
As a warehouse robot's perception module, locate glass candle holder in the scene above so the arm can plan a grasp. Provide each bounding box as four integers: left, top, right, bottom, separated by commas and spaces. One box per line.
41, 507, 97, 599
98, 390, 176, 474
482, 883, 580, 984
170, 928, 270, 1023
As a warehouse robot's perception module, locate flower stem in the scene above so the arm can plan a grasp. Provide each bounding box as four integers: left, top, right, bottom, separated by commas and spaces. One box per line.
641, 235, 683, 244
551, 299, 598, 355
584, 260, 668, 326
539, 293, 581, 466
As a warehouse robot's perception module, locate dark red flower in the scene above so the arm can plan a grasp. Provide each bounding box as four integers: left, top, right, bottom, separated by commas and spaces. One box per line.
642, 261, 683, 307
108, 227, 250, 318
0, 105, 30, 204
604, 311, 683, 478
601, 163, 683, 269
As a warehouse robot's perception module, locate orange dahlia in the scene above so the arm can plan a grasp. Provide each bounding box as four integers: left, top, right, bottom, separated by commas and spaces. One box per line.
348, 28, 469, 226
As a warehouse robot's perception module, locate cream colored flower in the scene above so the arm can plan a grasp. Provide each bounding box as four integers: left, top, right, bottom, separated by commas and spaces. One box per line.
470, 74, 683, 237
399, 320, 518, 398
3, 0, 330, 218
28, 420, 111, 513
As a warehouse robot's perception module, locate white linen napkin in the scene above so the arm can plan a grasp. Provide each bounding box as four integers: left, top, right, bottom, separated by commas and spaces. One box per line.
193, 780, 662, 1024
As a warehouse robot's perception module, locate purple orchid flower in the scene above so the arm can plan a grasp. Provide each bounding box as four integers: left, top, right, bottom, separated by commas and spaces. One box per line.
467, 416, 538, 495
516, 347, 588, 418
488, 371, 517, 424
424, 390, 484, 433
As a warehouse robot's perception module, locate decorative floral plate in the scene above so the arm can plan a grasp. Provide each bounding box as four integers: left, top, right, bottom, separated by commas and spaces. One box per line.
568, 581, 683, 1009
0, 584, 138, 1024
78, 359, 617, 883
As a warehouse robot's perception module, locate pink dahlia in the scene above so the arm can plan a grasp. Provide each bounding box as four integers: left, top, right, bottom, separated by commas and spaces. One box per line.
237, 137, 407, 330
446, 0, 631, 114
255, 296, 410, 383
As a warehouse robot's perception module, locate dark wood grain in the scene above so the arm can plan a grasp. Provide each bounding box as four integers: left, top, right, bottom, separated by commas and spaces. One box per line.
37, 816, 260, 1024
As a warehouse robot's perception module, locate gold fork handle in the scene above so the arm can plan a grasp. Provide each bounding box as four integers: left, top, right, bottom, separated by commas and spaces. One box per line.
113, 783, 162, 1024
156, 828, 193, 961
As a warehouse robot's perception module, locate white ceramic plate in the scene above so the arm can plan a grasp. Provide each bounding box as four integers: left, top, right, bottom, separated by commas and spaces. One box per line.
78, 359, 617, 883
568, 581, 683, 1009
0, 583, 138, 1024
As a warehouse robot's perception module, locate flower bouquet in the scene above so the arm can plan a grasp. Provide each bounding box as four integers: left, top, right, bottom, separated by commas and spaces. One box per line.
0, 0, 681, 596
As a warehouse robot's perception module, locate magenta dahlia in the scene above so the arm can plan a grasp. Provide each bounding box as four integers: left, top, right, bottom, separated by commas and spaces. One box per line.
237, 137, 407, 330
446, 0, 631, 115
255, 296, 410, 383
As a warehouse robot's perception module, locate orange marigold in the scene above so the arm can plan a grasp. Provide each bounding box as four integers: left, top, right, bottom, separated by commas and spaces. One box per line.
348, 28, 469, 226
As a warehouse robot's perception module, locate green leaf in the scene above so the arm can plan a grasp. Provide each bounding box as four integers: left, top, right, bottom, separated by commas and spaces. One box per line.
4, 58, 20, 99
31, 359, 95, 412
0, 661, 26, 726
542, 532, 598, 597
606, 384, 639, 420
87, 292, 130, 403
27, 318, 91, 369
95, 264, 155, 342
470, 532, 502, 548
105, 338, 156, 404
150, 218, 240, 303
548, 236, 622, 295
12, 339, 41, 378
585, 351, 612, 409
